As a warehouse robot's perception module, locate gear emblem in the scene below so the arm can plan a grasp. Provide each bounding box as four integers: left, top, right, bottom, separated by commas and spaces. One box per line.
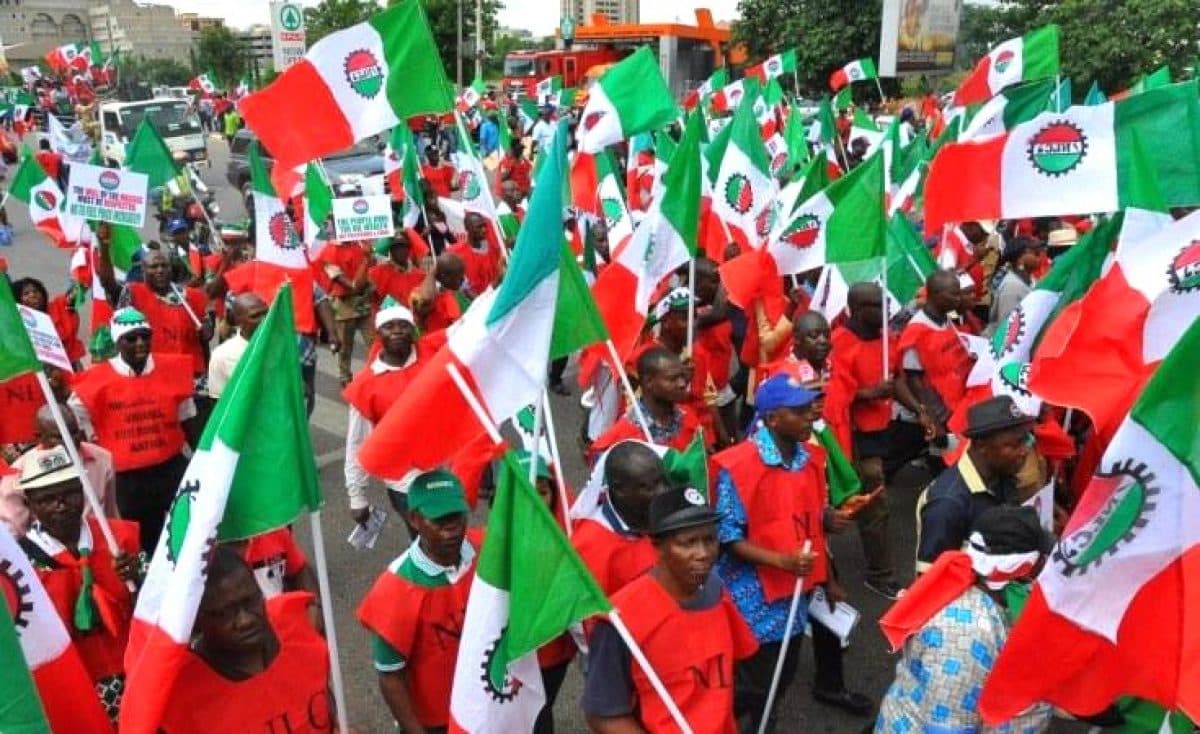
0, 559, 33, 631
1166, 240, 1200, 293
996, 361, 1033, 398
268, 212, 299, 251
480, 627, 524, 703
1027, 121, 1088, 177
343, 49, 383, 99
990, 307, 1027, 360
1053, 459, 1158, 577
723, 173, 754, 215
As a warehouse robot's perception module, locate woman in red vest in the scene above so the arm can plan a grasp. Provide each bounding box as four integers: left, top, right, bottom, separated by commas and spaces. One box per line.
20, 445, 141, 725
159, 546, 334, 734
583, 485, 758, 733
69, 308, 199, 553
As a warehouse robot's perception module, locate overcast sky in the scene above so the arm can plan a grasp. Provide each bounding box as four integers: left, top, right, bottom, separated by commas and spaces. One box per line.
161, 0, 740, 35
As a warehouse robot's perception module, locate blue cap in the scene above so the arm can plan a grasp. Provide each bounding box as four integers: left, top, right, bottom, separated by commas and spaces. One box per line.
166, 217, 189, 234
754, 374, 820, 413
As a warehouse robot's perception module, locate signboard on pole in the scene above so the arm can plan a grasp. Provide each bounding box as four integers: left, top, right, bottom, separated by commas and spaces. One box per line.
270, 1, 307, 73
332, 195, 394, 241
879, 0, 962, 76
66, 163, 149, 227
17, 305, 73, 372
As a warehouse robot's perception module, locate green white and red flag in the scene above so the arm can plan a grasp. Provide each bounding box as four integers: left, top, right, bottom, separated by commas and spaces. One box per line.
535, 75, 562, 103
710, 77, 754, 114
451, 111, 500, 223
458, 75, 487, 111
766, 148, 886, 276
7, 146, 88, 249
396, 125, 426, 229
189, 72, 218, 95
358, 121, 607, 478
980, 316, 1200, 725
576, 47, 678, 154
595, 149, 634, 249
1029, 205, 1197, 437
829, 58, 877, 91
953, 25, 1060, 106
302, 162, 334, 254
711, 91, 777, 250
239, 1, 452, 171
448, 453, 610, 732
44, 43, 86, 73
683, 67, 728, 110
248, 139, 307, 271
746, 49, 797, 84
591, 113, 702, 363
924, 83, 1200, 235
958, 78, 1058, 141
0, 527, 114, 733
120, 286, 322, 734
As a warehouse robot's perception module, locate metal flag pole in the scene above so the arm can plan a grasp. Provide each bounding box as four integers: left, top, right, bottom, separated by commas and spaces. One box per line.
604, 338, 655, 443
686, 257, 697, 356
756, 540, 812, 734
881, 255, 890, 377
308, 510, 351, 734
528, 394, 544, 487
541, 390, 574, 538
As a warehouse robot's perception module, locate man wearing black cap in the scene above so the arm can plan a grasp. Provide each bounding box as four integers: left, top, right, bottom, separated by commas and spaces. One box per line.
876, 505, 1054, 733
582, 486, 758, 733
914, 396, 1034, 574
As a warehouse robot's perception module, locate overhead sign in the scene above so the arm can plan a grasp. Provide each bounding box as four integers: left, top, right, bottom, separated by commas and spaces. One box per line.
332, 195, 394, 241
879, 0, 962, 76
66, 163, 149, 227
270, 1, 307, 73
18, 305, 73, 373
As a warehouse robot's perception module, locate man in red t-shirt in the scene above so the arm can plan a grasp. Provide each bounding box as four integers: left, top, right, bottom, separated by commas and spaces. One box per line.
446, 212, 501, 298
314, 239, 374, 385
420, 146, 457, 199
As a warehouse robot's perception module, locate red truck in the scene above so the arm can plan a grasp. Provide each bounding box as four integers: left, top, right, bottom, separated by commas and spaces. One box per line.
502, 47, 629, 100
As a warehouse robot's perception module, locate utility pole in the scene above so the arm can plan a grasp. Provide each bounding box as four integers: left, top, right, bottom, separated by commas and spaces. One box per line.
456, 0, 463, 86
474, 0, 483, 80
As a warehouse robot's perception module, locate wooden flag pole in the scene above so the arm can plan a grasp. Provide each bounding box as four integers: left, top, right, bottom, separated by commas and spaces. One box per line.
756, 540, 812, 734
608, 610, 696, 734
686, 257, 697, 356
881, 255, 890, 377
528, 394, 544, 487
604, 338, 655, 443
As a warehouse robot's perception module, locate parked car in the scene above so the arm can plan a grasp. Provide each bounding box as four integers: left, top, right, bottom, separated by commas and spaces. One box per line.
225, 129, 388, 201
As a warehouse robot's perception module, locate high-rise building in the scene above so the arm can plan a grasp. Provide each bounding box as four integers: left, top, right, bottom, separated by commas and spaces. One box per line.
88, 1, 199, 61
0, 0, 93, 62
559, 0, 639, 28
239, 25, 274, 73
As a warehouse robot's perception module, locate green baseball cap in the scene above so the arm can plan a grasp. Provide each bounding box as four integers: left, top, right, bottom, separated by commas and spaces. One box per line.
407, 469, 470, 519
515, 450, 551, 481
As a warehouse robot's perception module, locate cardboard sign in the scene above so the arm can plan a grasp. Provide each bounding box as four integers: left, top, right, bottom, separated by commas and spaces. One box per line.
66, 163, 148, 227
17, 304, 73, 372
332, 194, 394, 241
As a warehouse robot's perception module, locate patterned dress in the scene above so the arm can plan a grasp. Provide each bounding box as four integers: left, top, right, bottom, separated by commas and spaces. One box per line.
874, 586, 1052, 734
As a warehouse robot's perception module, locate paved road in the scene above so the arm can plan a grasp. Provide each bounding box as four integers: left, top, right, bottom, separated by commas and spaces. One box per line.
3, 136, 1087, 733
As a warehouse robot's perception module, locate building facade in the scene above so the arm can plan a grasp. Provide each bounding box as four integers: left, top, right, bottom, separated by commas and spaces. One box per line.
239, 24, 273, 73
1, 0, 201, 65
559, 0, 639, 28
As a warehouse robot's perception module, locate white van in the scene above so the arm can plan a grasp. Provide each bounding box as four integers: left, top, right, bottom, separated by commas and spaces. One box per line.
99, 98, 207, 167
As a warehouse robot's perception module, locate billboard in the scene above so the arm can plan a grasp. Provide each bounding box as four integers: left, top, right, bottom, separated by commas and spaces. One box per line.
270, 1, 307, 73
879, 0, 963, 76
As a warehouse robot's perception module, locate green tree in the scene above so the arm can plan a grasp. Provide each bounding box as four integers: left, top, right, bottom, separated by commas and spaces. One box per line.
390, 0, 501, 83
122, 56, 193, 86
304, 0, 381, 46
957, 0, 1198, 94
733, 0, 882, 95
196, 26, 247, 90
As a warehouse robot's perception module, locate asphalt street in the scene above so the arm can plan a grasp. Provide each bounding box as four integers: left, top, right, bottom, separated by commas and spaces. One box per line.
3, 136, 1088, 733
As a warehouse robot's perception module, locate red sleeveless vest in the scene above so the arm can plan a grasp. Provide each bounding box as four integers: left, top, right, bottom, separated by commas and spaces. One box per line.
898, 315, 972, 411
71, 355, 194, 471
572, 517, 657, 596
129, 283, 207, 374
160, 593, 332, 734
357, 540, 479, 728
712, 440, 829, 600
612, 574, 758, 734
